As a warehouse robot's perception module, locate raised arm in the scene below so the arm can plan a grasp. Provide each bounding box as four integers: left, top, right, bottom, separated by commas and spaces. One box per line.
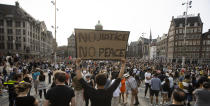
75, 58, 82, 80
108, 58, 126, 92
75, 58, 96, 94
118, 58, 126, 78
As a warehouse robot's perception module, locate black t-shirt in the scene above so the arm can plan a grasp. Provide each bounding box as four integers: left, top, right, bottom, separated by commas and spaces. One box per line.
15, 96, 35, 106
80, 78, 121, 106
45, 85, 75, 106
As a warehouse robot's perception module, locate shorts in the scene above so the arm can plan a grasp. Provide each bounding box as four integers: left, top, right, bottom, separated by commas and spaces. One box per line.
150, 90, 159, 97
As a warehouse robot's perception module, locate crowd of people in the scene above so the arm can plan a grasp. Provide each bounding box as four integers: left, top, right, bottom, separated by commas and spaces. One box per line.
0, 55, 210, 106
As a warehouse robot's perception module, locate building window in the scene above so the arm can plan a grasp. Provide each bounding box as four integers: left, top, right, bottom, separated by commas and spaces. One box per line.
207, 47, 210, 51
0, 20, 3, 26
16, 29, 21, 35
23, 22, 25, 27
196, 40, 200, 45
23, 37, 26, 42
23, 29, 26, 35
7, 43, 13, 49
207, 35, 210, 39
194, 28, 197, 33
8, 36, 13, 41
0, 43, 4, 49
0, 36, 4, 41
15, 21, 21, 27
176, 30, 179, 34
0, 28, 4, 34
6, 20, 12, 27
16, 37, 21, 42
179, 29, 183, 34
206, 40, 210, 45
194, 22, 198, 26
185, 41, 189, 45
7, 29, 13, 34
198, 28, 201, 32
15, 43, 21, 50
203, 40, 206, 45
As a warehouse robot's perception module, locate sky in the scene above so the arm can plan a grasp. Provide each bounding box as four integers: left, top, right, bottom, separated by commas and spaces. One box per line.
1, 0, 210, 46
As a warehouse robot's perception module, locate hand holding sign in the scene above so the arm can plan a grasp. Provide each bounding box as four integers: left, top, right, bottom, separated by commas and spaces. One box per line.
75, 29, 130, 60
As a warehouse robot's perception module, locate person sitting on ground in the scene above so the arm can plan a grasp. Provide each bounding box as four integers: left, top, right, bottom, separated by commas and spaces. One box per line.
168, 88, 186, 106
75, 58, 126, 106
15, 82, 38, 106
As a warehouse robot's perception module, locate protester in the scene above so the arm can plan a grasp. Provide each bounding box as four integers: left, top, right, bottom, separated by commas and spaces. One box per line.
182, 74, 193, 106
193, 80, 210, 106
48, 68, 52, 84
145, 68, 151, 98
4, 73, 22, 106
75, 58, 126, 106
44, 71, 75, 106
127, 71, 139, 106
37, 70, 47, 100
15, 82, 38, 106
150, 73, 161, 105
161, 77, 170, 105
168, 73, 174, 100
32, 69, 40, 95
72, 75, 85, 106
84, 74, 94, 106
111, 76, 121, 106
168, 88, 186, 106
22, 69, 32, 96
119, 75, 126, 104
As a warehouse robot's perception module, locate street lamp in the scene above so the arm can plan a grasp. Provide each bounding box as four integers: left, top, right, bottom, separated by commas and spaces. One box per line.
51, 0, 59, 64
182, 0, 192, 67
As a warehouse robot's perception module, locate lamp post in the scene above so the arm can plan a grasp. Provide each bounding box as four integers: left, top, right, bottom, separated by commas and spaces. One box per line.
51, 0, 59, 64
182, 0, 192, 67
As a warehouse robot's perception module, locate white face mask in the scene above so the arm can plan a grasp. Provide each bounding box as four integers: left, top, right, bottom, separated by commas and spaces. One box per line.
83, 70, 87, 74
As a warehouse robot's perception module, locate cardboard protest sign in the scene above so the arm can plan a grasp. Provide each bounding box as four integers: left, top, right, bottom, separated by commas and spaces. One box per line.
75, 29, 130, 60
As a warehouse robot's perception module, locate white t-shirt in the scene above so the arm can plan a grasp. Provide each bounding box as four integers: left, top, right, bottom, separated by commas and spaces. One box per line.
133, 68, 137, 74
111, 79, 121, 97
168, 77, 174, 88
145, 72, 151, 84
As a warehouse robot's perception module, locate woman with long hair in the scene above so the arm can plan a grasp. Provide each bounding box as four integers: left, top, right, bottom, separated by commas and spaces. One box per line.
161, 77, 170, 105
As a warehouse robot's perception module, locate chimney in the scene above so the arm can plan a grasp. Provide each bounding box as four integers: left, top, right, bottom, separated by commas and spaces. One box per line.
15, 1, 19, 8
198, 13, 200, 16
172, 16, 174, 19
209, 29, 210, 32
